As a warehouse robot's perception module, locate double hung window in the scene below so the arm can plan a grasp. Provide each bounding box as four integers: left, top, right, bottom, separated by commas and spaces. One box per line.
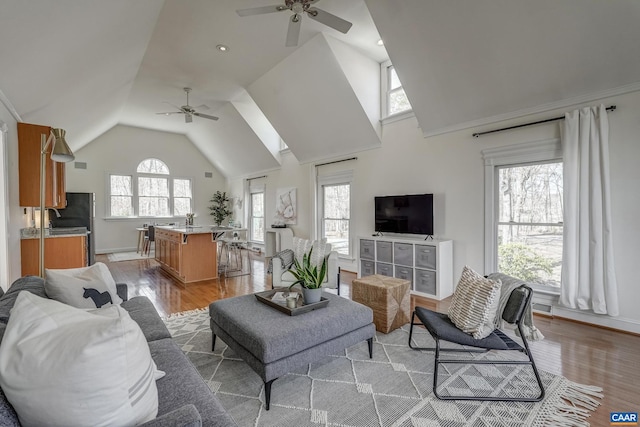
317, 171, 353, 257
483, 140, 563, 290
250, 191, 264, 242
381, 61, 412, 119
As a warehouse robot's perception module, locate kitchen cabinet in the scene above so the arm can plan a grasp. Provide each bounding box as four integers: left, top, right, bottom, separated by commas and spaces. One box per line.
18, 122, 66, 208
21, 235, 87, 276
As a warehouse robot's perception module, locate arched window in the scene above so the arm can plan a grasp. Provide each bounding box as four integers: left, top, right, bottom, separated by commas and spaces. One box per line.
136, 158, 170, 174
109, 158, 192, 218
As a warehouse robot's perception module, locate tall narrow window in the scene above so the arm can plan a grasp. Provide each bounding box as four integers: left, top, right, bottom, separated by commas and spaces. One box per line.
173, 178, 192, 216
320, 182, 351, 256
381, 61, 412, 118
497, 162, 563, 288
110, 174, 134, 217
250, 191, 264, 242
483, 140, 564, 293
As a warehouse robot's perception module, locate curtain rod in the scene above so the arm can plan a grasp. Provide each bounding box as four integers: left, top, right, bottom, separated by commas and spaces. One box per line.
246, 175, 267, 181
472, 105, 617, 138
315, 157, 357, 168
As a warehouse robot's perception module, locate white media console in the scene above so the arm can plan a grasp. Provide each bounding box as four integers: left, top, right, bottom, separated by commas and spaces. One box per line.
357, 235, 453, 300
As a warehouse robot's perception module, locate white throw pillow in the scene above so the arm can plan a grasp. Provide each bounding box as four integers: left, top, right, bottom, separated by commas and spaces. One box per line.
0, 291, 159, 427
448, 266, 502, 339
45, 262, 123, 308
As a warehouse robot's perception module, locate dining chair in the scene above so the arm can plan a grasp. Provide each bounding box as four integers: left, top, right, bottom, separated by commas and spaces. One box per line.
143, 225, 155, 256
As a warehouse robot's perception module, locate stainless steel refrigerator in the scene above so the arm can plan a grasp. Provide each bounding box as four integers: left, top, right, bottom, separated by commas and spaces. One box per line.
50, 192, 95, 265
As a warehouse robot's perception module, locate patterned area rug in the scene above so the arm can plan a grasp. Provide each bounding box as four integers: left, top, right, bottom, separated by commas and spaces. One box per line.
163, 309, 602, 427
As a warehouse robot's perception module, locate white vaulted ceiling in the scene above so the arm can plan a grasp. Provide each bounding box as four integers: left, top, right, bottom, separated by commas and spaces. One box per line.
1, 0, 639, 178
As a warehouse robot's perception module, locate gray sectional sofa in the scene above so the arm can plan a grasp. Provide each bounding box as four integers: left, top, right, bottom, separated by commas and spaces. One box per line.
0, 276, 237, 427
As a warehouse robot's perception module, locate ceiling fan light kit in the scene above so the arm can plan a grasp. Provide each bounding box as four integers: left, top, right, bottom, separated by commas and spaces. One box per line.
236, 0, 353, 47
156, 87, 219, 123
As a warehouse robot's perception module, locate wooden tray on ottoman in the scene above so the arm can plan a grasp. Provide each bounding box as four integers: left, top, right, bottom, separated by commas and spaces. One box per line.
255, 289, 329, 316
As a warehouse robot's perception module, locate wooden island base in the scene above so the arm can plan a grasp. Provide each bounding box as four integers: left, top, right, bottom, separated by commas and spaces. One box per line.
155, 227, 217, 283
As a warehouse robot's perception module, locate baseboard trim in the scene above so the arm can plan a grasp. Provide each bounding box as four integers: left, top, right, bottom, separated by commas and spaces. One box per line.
552, 306, 640, 335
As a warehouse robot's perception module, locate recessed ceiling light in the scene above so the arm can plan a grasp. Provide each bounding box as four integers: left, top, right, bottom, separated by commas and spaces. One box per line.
216, 44, 229, 52
377, 39, 384, 46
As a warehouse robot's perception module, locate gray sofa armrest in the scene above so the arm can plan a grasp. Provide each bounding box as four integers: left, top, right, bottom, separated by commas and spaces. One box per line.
138, 404, 202, 427
116, 283, 128, 301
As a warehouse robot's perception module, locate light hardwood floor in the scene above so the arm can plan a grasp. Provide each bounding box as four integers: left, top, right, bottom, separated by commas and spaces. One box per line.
100, 253, 640, 426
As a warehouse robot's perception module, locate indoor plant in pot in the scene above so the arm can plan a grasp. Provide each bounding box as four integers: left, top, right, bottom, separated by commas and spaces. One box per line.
209, 191, 232, 226
288, 247, 327, 305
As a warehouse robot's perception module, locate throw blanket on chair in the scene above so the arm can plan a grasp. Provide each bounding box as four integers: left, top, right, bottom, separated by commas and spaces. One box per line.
267, 249, 294, 274
487, 272, 545, 341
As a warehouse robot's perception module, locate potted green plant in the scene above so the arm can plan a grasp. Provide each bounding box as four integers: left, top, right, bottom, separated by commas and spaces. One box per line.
287, 247, 327, 305
209, 191, 233, 226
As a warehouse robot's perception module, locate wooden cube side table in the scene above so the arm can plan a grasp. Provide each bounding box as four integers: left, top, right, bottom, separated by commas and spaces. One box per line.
352, 274, 411, 333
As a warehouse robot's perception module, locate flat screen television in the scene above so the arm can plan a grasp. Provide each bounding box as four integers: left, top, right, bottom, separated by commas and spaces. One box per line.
375, 194, 433, 235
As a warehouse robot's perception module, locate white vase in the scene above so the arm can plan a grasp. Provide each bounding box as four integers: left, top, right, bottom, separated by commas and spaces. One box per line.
302, 287, 322, 305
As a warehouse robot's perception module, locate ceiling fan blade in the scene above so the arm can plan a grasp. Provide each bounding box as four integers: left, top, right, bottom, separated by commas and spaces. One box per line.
286, 14, 302, 47
185, 114, 193, 123
155, 111, 184, 115
193, 112, 219, 121
307, 7, 352, 34
236, 5, 288, 17
163, 101, 183, 110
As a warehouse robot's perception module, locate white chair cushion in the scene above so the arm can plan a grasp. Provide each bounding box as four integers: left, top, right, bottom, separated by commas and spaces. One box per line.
448, 266, 502, 339
0, 291, 159, 427
45, 262, 123, 309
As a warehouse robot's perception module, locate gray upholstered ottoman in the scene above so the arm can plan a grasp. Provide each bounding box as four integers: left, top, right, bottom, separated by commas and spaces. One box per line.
209, 292, 375, 409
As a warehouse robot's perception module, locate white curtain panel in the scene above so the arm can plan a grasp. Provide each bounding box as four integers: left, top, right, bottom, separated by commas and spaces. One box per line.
560, 104, 619, 316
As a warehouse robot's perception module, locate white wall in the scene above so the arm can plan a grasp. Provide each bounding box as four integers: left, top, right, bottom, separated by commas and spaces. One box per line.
230, 90, 640, 333
65, 125, 226, 253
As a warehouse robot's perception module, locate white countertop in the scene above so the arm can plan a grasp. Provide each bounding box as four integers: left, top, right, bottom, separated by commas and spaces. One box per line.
21, 227, 90, 239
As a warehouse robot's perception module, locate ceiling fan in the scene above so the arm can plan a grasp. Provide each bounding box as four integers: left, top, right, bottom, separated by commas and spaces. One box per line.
236, 0, 353, 47
156, 88, 218, 123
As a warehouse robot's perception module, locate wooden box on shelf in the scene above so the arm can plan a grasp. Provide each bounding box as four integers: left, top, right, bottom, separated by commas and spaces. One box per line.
18, 122, 66, 208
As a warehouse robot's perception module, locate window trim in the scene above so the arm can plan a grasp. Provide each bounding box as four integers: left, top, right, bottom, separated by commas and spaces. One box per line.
316, 170, 354, 259
482, 138, 562, 291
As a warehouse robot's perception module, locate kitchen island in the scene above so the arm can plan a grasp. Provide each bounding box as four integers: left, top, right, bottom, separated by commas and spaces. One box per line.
154, 226, 223, 283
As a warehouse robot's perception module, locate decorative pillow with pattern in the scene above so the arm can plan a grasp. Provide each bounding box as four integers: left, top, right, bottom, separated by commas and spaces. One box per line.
45, 262, 123, 309
448, 266, 502, 339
